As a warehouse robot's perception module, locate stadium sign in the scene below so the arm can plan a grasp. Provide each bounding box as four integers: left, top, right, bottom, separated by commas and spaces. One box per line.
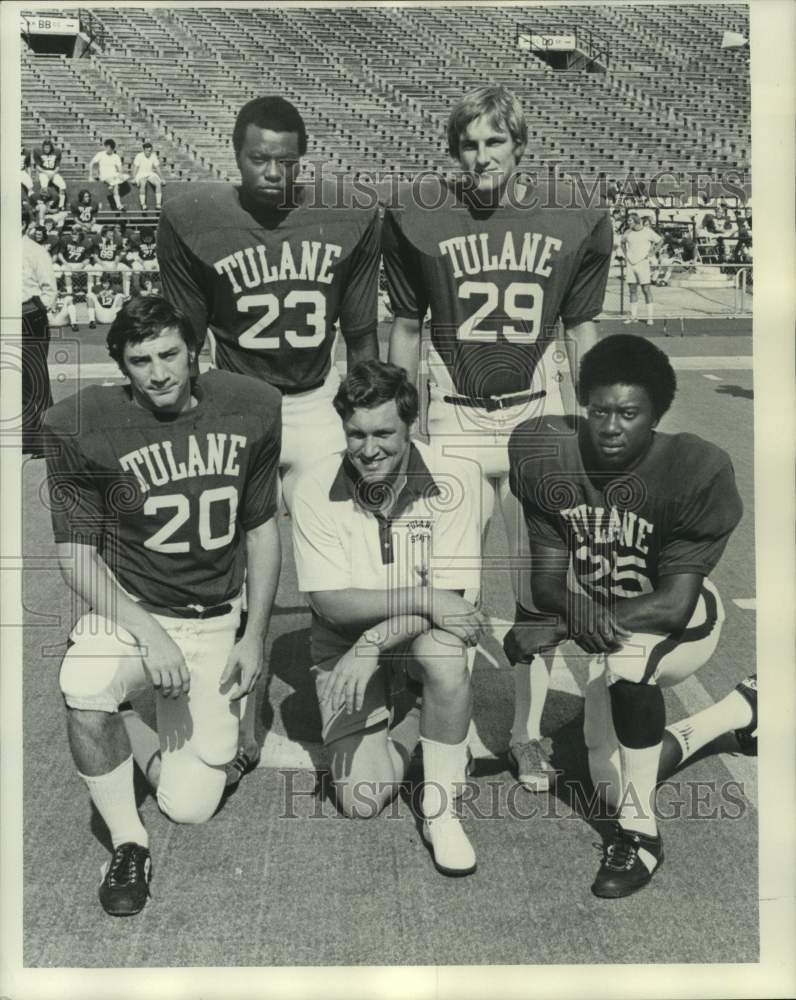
20, 15, 80, 36
519, 33, 577, 52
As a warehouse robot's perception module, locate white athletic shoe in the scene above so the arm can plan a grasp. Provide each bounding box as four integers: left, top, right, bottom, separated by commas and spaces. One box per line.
623, 317, 636, 325
422, 815, 477, 877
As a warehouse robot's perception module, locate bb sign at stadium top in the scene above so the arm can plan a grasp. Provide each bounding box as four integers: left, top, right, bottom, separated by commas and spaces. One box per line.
517, 33, 577, 52
20, 14, 80, 35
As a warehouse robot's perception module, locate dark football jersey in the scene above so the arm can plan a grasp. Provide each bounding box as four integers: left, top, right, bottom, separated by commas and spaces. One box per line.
137, 236, 157, 261
383, 179, 612, 398
59, 237, 92, 264
72, 201, 98, 225
96, 237, 122, 263
157, 182, 379, 390
508, 417, 742, 599
35, 148, 61, 171
44, 370, 281, 608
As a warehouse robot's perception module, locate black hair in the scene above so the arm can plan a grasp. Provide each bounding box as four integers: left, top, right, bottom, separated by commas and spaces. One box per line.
77, 188, 92, 203
106, 296, 197, 373
578, 334, 677, 419
104, 138, 116, 150
333, 360, 418, 425
232, 96, 307, 158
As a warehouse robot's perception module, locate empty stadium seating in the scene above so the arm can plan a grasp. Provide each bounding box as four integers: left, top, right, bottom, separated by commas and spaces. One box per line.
20, 5, 750, 190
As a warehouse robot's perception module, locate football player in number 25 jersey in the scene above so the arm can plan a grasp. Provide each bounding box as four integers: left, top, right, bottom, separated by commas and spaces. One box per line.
44, 296, 282, 917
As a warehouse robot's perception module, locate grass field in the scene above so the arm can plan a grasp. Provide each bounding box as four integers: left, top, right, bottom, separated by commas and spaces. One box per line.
20, 320, 757, 967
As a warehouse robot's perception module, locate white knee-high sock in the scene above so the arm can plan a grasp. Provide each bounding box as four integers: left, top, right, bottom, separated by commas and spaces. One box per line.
420, 736, 469, 818
584, 665, 622, 808
618, 743, 662, 836
666, 689, 753, 770
646, 301, 655, 322
510, 657, 549, 743
120, 709, 160, 788
79, 756, 148, 848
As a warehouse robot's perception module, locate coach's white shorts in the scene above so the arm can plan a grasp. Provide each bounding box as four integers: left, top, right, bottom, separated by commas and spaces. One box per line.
626, 260, 652, 286
88, 293, 124, 325
60, 599, 243, 822
280, 366, 345, 485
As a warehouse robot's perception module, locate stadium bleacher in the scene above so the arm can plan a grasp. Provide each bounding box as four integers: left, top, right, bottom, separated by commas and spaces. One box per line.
20, 4, 750, 188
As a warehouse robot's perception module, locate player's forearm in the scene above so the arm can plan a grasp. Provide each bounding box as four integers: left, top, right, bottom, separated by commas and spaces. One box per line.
56, 543, 166, 645
613, 577, 701, 635
352, 614, 431, 651
309, 585, 439, 630
388, 317, 421, 384
345, 329, 379, 369
241, 519, 281, 642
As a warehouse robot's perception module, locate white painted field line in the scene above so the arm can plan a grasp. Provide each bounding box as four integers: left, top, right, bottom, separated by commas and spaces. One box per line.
669, 356, 752, 370
733, 598, 756, 610
702, 374, 723, 381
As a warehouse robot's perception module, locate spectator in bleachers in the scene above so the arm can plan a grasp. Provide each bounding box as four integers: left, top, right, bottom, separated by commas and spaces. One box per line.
21, 147, 34, 199
132, 227, 158, 271
132, 141, 164, 211
34, 138, 67, 211
621, 213, 663, 326
55, 222, 95, 297
86, 273, 125, 329
88, 138, 128, 212
71, 189, 102, 233
92, 224, 132, 297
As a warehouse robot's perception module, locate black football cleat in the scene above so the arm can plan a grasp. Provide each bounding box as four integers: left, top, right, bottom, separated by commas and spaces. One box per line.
224, 744, 261, 789
592, 824, 664, 899
733, 674, 757, 755
89, 320, 97, 329
98, 842, 152, 916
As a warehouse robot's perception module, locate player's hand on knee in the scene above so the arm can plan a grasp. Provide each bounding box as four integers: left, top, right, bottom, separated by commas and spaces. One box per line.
219, 637, 263, 701
570, 602, 630, 654
320, 646, 380, 715
141, 628, 190, 698
428, 591, 486, 647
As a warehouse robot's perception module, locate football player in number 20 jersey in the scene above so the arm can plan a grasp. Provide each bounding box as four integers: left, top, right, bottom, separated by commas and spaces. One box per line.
44, 296, 282, 916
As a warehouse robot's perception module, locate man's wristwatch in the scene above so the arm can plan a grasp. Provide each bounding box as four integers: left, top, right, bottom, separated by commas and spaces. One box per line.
359, 628, 384, 651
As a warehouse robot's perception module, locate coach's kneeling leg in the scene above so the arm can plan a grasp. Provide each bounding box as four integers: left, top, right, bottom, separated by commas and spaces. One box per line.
411, 630, 476, 876
328, 721, 408, 819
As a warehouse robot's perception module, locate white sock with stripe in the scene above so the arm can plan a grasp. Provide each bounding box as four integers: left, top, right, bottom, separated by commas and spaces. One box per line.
79, 756, 148, 849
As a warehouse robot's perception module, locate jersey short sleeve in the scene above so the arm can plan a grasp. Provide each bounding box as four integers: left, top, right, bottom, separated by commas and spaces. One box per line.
238, 407, 282, 532
291, 473, 352, 593
382, 207, 429, 320
44, 422, 109, 543
337, 209, 380, 341
559, 212, 613, 327
657, 460, 743, 577
508, 428, 570, 550
157, 208, 210, 349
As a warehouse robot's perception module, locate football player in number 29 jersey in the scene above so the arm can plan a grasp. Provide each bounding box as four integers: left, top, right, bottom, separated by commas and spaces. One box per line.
384, 86, 613, 790
44, 296, 282, 917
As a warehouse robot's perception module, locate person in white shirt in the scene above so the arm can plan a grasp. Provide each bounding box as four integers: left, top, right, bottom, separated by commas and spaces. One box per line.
621, 214, 664, 326
132, 141, 163, 210
292, 360, 485, 877
21, 207, 58, 456
88, 139, 128, 212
